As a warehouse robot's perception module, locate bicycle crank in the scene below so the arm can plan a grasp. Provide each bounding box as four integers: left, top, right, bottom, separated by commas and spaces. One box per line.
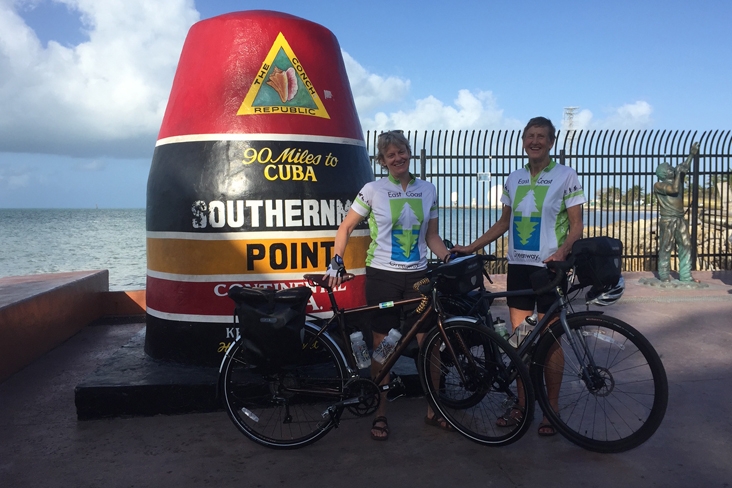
344, 378, 381, 417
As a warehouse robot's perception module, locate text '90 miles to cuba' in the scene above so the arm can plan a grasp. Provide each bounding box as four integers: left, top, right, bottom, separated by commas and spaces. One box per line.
241, 146, 338, 182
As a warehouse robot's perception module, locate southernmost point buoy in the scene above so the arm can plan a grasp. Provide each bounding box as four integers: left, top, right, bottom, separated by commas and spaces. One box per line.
145, 11, 373, 366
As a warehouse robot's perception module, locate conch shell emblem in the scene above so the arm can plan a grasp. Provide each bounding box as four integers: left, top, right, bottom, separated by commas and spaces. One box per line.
266, 66, 299, 103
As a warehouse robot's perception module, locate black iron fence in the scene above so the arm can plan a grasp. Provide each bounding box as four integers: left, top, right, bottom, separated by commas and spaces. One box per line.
365, 130, 732, 272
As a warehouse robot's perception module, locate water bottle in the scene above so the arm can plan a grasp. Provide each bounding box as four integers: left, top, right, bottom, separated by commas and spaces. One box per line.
493, 317, 508, 340
349, 331, 371, 369
372, 328, 402, 364
508, 313, 538, 348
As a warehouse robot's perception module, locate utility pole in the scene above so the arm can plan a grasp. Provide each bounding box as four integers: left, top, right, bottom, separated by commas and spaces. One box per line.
563, 106, 579, 150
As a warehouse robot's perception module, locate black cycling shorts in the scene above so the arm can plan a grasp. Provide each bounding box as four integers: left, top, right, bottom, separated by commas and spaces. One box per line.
506, 264, 558, 314
365, 267, 427, 335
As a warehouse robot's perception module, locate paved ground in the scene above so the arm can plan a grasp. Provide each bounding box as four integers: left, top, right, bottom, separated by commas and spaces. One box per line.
1, 271, 731, 488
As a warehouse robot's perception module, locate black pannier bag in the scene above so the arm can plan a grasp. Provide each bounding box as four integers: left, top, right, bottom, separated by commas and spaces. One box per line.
228, 285, 312, 366
571, 237, 623, 289
435, 255, 484, 295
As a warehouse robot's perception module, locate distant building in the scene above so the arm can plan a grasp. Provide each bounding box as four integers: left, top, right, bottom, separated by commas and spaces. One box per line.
487, 185, 502, 208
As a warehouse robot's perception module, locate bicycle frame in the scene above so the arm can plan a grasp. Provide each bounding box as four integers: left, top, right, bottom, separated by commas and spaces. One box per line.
465, 273, 608, 391
313, 292, 427, 381
303, 274, 490, 392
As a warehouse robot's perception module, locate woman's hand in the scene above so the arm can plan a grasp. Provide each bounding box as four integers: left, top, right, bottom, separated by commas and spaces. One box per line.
543, 248, 570, 263
449, 244, 473, 255
327, 209, 363, 288
325, 255, 346, 288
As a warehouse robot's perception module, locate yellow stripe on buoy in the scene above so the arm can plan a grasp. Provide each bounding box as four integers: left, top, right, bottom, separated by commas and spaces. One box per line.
147, 234, 370, 275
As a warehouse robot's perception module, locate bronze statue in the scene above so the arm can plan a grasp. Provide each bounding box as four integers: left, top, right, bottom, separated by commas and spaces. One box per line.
654, 142, 700, 282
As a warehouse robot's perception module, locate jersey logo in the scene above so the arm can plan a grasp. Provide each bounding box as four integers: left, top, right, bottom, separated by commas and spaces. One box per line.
237, 32, 330, 119
390, 199, 423, 262
512, 186, 547, 251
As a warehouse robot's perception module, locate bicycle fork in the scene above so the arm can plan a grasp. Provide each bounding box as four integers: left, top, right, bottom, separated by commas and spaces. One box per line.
430, 312, 476, 388
556, 308, 606, 392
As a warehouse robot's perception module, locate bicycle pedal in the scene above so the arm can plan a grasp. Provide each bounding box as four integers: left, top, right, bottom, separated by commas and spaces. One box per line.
385, 375, 406, 402
321, 406, 341, 428
387, 389, 406, 402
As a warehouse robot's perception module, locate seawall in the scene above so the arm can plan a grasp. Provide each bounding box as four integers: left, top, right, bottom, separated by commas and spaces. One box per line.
0, 271, 145, 382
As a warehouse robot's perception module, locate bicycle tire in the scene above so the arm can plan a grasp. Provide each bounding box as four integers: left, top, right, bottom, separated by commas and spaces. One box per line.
220, 323, 348, 449
531, 313, 668, 453
418, 319, 535, 447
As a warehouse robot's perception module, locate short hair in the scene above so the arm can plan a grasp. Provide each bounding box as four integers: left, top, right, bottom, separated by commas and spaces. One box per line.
376, 130, 411, 167
522, 117, 556, 142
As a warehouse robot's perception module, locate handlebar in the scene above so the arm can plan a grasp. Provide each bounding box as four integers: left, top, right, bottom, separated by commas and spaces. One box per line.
303, 251, 499, 296
303, 273, 356, 290
533, 258, 575, 295
302, 251, 574, 303
473, 253, 498, 263
444, 239, 497, 265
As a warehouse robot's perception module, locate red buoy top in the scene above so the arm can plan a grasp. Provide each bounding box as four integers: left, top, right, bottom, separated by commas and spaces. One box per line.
158, 10, 363, 141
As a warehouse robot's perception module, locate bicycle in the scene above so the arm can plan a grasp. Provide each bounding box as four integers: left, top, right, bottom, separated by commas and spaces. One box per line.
443, 240, 669, 453
218, 255, 535, 449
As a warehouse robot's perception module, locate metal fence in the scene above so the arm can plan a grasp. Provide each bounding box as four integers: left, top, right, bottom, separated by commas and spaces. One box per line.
365, 129, 732, 272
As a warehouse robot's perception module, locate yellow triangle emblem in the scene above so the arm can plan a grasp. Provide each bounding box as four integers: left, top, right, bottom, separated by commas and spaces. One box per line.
237, 32, 330, 119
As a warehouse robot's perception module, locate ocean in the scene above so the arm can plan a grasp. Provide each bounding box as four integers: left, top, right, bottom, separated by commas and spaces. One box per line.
0, 207, 657, 291
0, 208, 146, 291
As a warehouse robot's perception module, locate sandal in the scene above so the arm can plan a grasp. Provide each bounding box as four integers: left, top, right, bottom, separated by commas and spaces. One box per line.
424, 414, 455, 432
496, 405, 525, 427
371, 416, 389, 441
538, 421, 557, 436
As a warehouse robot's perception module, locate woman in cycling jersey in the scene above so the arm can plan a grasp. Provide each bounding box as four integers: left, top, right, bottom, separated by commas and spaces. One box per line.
452, 117, 586, 436
326, 130, 453, 441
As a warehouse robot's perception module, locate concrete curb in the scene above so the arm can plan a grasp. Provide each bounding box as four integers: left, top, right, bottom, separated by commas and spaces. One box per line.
0, 271, 108, 382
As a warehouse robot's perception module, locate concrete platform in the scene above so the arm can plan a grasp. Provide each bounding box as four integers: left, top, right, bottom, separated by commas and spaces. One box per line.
0, 270, 147, 383
74, 328, 221, 420
0, 271, 108, 382
1, 270, 731, 487
74, 324, 424, 420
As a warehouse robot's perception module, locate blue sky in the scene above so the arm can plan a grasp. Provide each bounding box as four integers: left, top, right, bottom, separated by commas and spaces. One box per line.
0, 0, 729, 208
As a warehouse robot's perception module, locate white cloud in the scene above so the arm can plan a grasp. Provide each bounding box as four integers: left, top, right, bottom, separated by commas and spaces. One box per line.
563, 101, 653, 131
362, 89, 521, 132
0, 0, 198, 158
342, 52, 523, 132
341, 51, 410, 113
603, 101, 653, 128
564, 109, 594, 131
0, 162, 33, 188
74, 159, 105, 171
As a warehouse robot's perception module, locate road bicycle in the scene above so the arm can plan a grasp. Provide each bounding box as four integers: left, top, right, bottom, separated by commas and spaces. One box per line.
218, 255, 535, 449
446, 245, 669, 453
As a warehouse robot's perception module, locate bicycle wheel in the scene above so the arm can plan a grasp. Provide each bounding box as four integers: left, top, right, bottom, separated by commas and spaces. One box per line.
531, 313, 668, 453
418, 319, 535, 446
220, 324, 348, 449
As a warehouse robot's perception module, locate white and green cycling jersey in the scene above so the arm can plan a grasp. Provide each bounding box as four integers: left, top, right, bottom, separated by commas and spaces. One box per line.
501, 159, 586, 266
351, 174, 438, 271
